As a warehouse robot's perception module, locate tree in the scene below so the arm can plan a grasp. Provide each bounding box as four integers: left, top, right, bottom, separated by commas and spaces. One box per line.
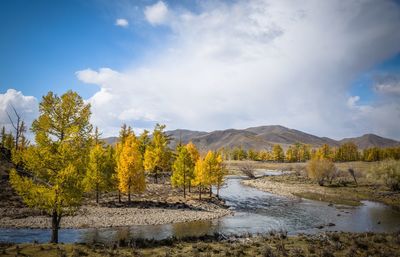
335, 142, 359, 162
9, 90, 92, 243
272, 144, 285, 162
171, 145, 193, 198
213, 152, 227, 198
369, 159, 400, 191
202, 151, 227, 198
186, 141, 199, 192
306, 158, 336, 186
316, 144, 333, 160
1, 126, 6, 146
116, 133, 146, 202
138, 130, 150, 159
193, 158, 206, 200
144, 124, 172, 183
83, 144, 112, 204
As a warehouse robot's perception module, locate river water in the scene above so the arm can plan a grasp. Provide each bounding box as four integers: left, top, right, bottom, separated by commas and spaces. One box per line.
1, 171, 399, 243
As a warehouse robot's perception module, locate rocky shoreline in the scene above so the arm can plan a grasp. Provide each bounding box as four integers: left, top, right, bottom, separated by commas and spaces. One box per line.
0, 200, 232, 229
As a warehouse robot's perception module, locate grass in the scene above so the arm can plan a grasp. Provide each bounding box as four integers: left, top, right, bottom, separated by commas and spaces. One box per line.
1, 232, 399, 257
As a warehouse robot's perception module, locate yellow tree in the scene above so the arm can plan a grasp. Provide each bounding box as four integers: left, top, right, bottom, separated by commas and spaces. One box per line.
116, 133, 146, 202
272, 144, 285, 162
83, 143, 113, 204
186, 141, 199, 192
202, 151, 226, 198
193, 158, 206, 200
213, 152, 227, 198
144, 124, 172, 183
9, 90, 92, 243
171, 145, 193, 198
316, 144, 333, 160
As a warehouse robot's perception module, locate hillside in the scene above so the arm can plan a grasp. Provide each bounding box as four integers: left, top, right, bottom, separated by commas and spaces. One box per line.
103, 125, 400, 151
340, 134, 400, 149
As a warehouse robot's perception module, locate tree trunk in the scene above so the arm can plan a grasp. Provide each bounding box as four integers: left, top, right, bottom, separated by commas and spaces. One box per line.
209, 186, 212, 198
189, 181, 191, 193
118, 190, 121, 203
217, 184, 220, 198
154, 171, 158, 184
183, 166, 186, 198
199, 185, 202, 200
96, 183, 99, 204
50, 210, 60, 243
128, 185, 131, 203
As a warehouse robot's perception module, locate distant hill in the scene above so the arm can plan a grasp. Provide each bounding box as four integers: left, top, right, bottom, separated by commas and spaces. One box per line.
340, 134, 400, 149
103, 125, 400, 151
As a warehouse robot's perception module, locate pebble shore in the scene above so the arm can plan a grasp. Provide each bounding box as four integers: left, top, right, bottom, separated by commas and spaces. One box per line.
0, 201, 232, 229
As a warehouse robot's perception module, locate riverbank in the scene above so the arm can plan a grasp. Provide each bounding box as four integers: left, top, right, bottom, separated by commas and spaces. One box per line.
241, 162, 400, 208
1, 232, 399, 257
0, 166, 231, 229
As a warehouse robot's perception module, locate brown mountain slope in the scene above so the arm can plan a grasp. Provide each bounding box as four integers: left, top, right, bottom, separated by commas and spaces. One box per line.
103, 125, 399, 151
340, 134, 400, 149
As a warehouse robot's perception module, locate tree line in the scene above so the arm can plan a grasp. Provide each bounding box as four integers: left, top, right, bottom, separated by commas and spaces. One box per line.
1, 90, 227, 243
224, 143, 400, 162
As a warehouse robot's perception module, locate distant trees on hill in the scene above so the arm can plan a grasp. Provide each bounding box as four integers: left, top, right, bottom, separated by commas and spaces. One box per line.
224, 143, 400, 162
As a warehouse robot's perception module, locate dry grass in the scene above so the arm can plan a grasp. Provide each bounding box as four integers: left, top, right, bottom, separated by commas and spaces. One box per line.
239, 161, 400, 208
1, 232, 399, 257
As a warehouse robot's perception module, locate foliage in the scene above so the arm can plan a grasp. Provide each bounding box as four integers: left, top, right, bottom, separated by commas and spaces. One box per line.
334, 142, 359, 162
144, 124, 172, 183
171, 144, 195, 197
83, 143, 114, 203
116, 133, 146, 202
369, 159, 400, 191
306, 158, 337, 186
9, 90, 92, 243
272, 144, 285, 162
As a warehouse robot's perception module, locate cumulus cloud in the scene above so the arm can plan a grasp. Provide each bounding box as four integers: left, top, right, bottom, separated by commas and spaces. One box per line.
115, 18, 129, 27
78, 0, 400, 139
144, 1, 168, 25
0, 89, 38, 137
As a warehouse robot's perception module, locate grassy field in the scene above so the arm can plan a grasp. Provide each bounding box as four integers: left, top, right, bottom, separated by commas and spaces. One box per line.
1, 232, 399, 257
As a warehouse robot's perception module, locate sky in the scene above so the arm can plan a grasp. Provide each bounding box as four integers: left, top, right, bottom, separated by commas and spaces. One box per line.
1, 0, 400, 140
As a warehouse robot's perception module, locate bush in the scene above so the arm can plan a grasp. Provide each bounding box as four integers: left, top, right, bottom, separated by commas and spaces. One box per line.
369, 159, 400, 191
306, 159, 336, 186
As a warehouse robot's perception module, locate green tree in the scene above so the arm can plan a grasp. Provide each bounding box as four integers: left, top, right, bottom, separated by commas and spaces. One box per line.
9, 90, 92, 243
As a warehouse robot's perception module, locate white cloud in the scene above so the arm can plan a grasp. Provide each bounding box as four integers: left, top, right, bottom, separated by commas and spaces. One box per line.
144, 1, 168, 25
0, 89, 38, 137
78, 0, 400, 140
115, 18, 129, 27
375, 83, 400, 95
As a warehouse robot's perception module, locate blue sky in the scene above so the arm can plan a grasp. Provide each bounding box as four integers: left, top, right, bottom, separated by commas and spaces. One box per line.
1, 0, 400, 139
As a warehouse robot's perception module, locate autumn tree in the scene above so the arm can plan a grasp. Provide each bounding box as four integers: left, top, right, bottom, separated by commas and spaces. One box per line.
315, 144, 333, 160
272, 144, 285, 162
186, 141, 199, 192
193, 158, 206, 200
144, 124, 172, 183
83, 142, 114, 204
335, 142, 359, 162
9, 90, 92, 243
171, 145, 193, 198
202, 151, 227, 198
116, 133, 145, 202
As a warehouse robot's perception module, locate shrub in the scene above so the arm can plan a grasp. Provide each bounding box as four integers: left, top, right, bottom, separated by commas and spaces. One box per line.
369, 159, 400, 191
306, 158, 337, 186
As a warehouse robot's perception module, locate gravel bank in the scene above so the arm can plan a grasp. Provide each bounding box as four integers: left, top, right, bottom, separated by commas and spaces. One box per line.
0, 201, 232, 229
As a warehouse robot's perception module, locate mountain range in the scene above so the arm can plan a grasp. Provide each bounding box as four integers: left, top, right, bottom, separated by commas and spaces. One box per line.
103, 125, 400, 151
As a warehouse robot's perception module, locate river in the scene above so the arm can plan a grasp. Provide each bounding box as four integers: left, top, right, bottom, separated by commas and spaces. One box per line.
1, 171, 399, 243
